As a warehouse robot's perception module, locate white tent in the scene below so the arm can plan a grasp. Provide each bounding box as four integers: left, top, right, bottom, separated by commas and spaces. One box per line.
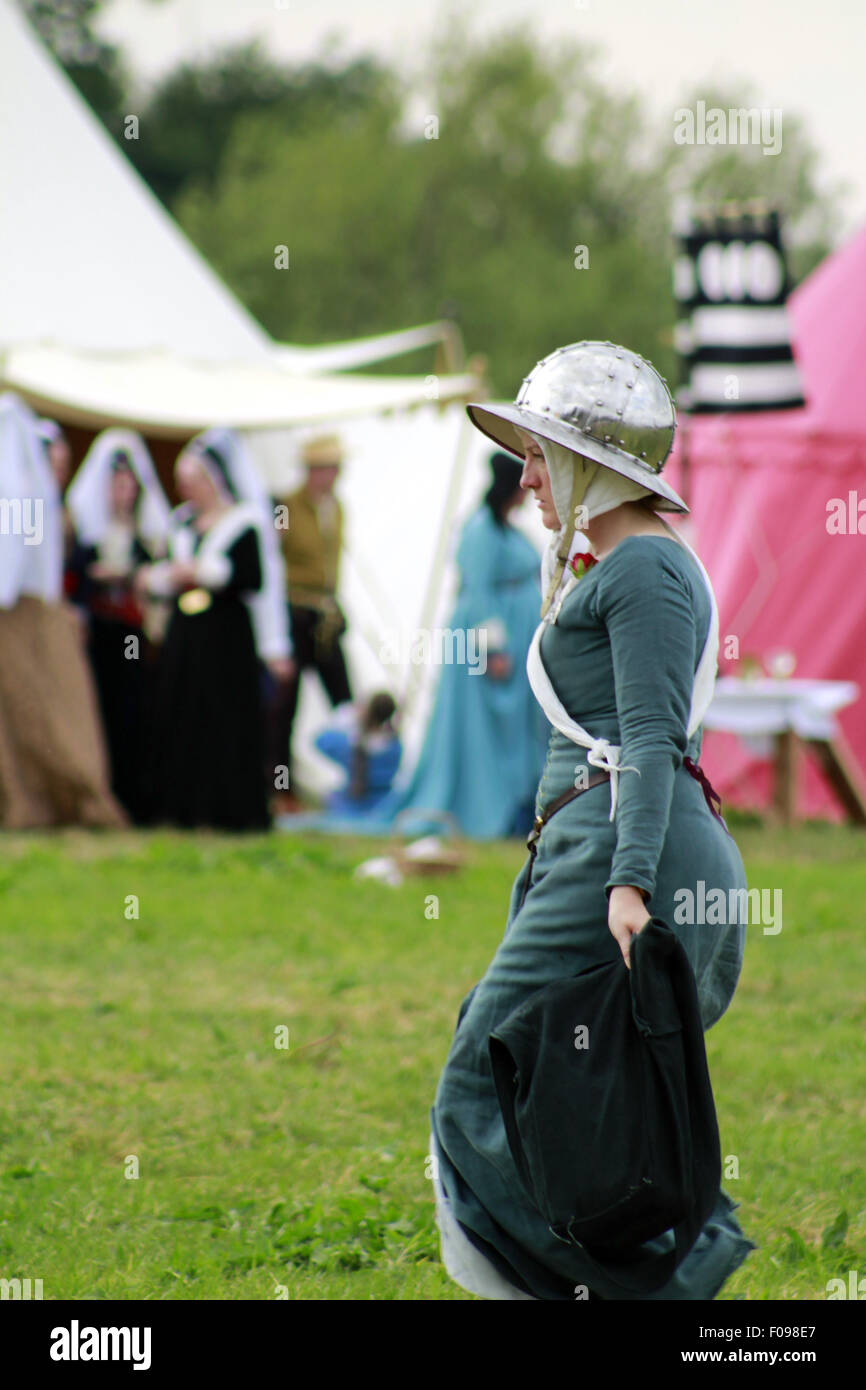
0, 341, 479, 436
0, 0, 477, 428
271, 322, 465, 375
0, 0, 271, 365
0, 0, 546, 801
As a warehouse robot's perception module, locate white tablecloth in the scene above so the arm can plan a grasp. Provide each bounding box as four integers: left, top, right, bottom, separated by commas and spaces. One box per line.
702, 677, 860, 757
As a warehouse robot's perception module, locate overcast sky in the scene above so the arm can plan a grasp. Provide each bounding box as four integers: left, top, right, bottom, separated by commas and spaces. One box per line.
100, 0, 866, 237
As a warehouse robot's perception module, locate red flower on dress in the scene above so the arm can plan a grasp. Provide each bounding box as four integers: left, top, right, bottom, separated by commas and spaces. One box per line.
570, 552, 599, 579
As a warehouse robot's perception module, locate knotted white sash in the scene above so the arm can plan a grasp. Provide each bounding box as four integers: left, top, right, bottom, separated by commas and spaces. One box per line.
526, 520, 720, 822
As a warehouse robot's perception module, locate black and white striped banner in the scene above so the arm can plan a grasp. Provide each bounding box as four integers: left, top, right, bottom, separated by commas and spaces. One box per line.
673, 204, 805, 412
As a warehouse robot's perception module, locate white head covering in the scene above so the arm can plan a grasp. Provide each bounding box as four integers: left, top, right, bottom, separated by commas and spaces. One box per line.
530, 432, 653, 619
186, 428, 290, 662
534, 434, 652, 530
67, 428, 171, 549
0, 393, 63, 609
35, 418, 64, 447
524, 431, 720, 822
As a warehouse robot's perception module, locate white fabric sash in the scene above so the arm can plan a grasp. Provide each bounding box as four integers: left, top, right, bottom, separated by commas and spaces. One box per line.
526, 521, 720, 822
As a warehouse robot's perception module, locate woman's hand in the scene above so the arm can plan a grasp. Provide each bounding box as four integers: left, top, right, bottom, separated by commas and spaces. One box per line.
170, 561, 199, 589
607, 884, 651, 970
485, 652, 512, 681
266, 656, 296, 684
133, 566, 152, 597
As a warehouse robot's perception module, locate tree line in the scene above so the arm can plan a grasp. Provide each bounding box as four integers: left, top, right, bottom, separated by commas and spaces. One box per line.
24, 0, 843, 393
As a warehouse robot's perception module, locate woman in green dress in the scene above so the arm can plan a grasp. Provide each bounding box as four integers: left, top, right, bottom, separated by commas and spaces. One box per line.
429, 341, 754, 1300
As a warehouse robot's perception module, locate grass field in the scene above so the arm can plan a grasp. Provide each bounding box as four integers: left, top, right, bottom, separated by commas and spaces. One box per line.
1, 815, 864, 1301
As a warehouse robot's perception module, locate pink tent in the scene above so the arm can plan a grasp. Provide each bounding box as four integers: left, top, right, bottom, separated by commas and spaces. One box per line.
665, 225, 866, 821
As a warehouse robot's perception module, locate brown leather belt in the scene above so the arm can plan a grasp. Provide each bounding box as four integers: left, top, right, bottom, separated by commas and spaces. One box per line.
526, 768, 612, 857
516, 757, 730, 915
523, 756, 729, 876
517, 768, 611, 915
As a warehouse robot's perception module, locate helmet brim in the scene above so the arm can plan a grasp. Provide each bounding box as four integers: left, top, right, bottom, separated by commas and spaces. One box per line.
466, 401, 689, 514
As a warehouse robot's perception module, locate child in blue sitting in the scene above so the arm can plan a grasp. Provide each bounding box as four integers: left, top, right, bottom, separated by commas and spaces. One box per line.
315, 691, 402, 819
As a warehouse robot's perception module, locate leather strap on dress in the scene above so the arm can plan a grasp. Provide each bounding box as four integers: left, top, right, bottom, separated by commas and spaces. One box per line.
519, 760, 727, 918
527, 761, 726, 850
518, 769, 611, 915
526, 768, 612, 857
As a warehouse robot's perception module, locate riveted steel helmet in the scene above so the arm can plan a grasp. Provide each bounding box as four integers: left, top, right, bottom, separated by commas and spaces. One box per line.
467, 341, 687, 513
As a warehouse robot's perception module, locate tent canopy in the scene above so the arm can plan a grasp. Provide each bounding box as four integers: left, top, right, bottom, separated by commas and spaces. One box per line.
0, 0, 271, 365
0, 0, 481, 432
787, 223, 866, 436
665, 224, 866, 821
0, 344, 480, 438
272, 322, 465, 375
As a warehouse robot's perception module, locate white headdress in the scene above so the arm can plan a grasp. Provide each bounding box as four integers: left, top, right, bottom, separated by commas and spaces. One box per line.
186, 428, 290, 662
532, 434, 654, 618
0, 393, 63, 608
67, 429, 171, 549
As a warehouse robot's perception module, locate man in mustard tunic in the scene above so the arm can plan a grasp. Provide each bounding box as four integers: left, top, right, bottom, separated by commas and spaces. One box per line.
270, 434, 353, 814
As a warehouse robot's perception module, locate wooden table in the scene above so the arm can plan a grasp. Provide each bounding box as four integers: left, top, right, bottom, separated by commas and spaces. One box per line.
702, 677, 866, 826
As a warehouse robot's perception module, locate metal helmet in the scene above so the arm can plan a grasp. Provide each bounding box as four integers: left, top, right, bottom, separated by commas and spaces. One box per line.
467, 341, 687, 513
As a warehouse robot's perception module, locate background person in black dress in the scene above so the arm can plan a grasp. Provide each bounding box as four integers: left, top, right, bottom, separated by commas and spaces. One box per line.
66, 431, 171, 822
139, 441, 271, 831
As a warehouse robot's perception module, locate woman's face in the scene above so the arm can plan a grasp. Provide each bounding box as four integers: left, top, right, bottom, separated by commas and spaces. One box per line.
517, 431, 560, 530
176, 452, 220, 509
109, 466, 140, 517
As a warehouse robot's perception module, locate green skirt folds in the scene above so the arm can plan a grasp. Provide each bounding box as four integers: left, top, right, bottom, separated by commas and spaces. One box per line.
430, 743, 755, 1300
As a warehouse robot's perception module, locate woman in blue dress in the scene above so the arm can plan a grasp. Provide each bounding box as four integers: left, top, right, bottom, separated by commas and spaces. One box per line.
429, 341, 754, 1300
389, 453, 548, 839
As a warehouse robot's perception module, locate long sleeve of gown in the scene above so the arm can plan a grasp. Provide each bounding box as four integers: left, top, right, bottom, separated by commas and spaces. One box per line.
592, 540, 699, 901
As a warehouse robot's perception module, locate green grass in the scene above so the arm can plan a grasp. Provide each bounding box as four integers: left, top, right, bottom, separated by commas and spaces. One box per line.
0, 815, 863, 1300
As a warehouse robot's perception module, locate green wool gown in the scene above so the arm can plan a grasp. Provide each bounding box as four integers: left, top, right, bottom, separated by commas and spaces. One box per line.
430, 534, 755, 1300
